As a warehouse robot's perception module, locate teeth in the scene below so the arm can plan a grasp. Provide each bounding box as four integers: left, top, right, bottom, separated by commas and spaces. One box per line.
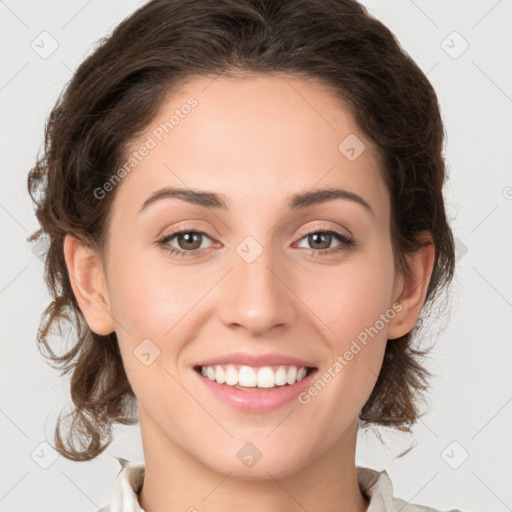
256, 367, 274, 388
200, 364, 311, 389
286, 366, 297, 385
275, 366, 287, 385
206, 366, 216, 380
225, 366, 238, 386
239, 365, 257, 387
215, 365, 226, 384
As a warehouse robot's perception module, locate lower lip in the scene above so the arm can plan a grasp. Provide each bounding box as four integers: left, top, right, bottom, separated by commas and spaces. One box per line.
193, 368, 318, 412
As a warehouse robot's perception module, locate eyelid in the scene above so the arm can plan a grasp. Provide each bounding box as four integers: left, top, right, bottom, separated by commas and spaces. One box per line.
157, 221, 213, 237
156, 222, 355, 257
295, 223, 352, 241
157, 225, 215, 246
158, 223, 351, 243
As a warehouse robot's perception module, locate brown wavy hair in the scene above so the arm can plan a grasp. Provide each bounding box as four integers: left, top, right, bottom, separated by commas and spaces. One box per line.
27, 0, 455, 461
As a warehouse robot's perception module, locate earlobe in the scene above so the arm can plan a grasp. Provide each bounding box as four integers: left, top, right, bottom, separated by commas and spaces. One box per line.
62, 234, 115, 336
387, 233, 435, 340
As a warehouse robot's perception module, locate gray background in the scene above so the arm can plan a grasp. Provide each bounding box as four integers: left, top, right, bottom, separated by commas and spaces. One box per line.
1, 1, 511, 511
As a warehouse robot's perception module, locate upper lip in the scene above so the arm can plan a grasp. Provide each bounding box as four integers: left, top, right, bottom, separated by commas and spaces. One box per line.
194, 352, 317, 368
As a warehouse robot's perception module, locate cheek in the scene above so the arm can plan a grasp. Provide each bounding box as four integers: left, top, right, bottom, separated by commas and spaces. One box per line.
107, 248, 210, 337
297, 249, 396, 345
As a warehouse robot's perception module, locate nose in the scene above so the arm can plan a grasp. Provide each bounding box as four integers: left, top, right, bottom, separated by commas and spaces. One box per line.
218, 240, 298, 338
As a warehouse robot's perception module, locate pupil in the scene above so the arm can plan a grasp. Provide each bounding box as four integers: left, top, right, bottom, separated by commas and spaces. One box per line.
181, 232, 200, 250
310, 233, 330, 249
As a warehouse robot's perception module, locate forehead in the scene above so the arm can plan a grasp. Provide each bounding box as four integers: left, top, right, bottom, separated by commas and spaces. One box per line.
111, 73, 389, 222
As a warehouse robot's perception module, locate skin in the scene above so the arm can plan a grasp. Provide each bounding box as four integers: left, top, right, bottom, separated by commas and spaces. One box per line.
64, 74, 434, 512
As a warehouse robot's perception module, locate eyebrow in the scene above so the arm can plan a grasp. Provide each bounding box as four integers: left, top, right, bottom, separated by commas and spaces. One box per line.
138, 186, 374, 216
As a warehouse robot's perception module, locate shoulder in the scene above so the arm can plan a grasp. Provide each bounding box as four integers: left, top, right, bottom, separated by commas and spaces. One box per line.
357, 466, 463, 512
97, 457, 146, 512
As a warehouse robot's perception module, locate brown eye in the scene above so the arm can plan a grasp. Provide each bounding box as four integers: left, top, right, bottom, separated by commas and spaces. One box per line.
157, 229, 213, 257
295, 229, 355, 256
174, 231, 203, 251
307, 232, 333, 250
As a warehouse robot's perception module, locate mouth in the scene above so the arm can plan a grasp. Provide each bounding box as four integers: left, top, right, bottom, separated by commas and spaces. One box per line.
191, 352, 319, 411
193, 364, 317, 391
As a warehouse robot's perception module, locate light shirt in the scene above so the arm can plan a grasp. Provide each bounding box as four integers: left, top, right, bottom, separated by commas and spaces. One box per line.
99, 457, 462, 512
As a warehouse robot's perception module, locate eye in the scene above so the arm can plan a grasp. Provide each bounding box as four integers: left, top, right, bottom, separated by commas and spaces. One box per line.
295, 229, 354, 255
156, 229, 213, 258
156, 227, 355, 258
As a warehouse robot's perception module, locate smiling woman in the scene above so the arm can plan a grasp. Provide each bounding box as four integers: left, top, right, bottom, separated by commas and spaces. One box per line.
27, 0, 460, 511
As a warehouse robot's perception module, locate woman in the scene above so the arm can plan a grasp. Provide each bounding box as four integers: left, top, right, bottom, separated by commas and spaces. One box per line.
27, 0, 461, 510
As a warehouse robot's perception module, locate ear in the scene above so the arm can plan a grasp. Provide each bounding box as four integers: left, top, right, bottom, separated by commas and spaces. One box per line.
63, 233, 115, 336
387, 231, 435, 340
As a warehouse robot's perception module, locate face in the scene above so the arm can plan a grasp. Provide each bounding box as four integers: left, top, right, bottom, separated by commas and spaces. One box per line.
74, 74, 412, 479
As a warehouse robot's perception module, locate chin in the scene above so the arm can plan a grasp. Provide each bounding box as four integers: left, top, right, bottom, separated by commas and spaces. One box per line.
200, 447, 311, 481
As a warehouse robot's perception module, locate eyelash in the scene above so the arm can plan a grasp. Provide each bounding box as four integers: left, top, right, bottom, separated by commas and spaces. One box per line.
156, 227, 355, 258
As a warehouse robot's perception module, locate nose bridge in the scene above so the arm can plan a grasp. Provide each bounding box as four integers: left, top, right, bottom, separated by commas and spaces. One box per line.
218, 233, 297, 336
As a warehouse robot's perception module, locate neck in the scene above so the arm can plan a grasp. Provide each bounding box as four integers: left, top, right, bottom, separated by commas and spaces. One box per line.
138, 410, 369, 512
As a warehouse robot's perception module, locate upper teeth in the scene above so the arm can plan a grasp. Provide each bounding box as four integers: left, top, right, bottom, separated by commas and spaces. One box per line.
200, 365, 308, 388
